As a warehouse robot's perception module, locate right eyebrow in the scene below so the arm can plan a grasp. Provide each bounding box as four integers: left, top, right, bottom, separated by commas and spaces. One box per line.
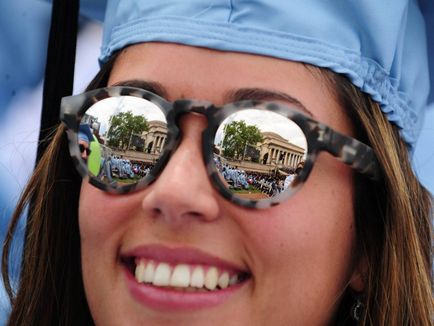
111, 79, 169, 99
224, 88, 314, 117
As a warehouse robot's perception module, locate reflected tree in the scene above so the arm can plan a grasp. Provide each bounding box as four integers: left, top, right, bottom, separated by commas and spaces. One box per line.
222, 120, 263, 160
107, 111, 149, 149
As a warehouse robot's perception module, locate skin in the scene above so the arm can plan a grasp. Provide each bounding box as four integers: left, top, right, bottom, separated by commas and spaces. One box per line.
79, 43, 363, 325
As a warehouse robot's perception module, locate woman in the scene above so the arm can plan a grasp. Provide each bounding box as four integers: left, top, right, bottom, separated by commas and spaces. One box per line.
2, 1, 433, 325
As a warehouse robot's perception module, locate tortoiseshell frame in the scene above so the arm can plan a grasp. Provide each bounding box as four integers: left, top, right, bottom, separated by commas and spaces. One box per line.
61, 86, 380, 209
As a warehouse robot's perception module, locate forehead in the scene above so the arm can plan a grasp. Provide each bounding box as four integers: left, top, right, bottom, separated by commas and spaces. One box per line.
108, 42, 353, 135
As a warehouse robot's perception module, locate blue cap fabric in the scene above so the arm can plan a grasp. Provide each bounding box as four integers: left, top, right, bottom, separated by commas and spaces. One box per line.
81, 0, 433, 148
78, 131, 90, 144
79, 123, 93, 143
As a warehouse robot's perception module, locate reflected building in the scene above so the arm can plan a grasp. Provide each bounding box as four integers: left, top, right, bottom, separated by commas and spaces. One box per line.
108, 120, 168, 164
142, 120, 168, 154
128, 120, 304, 170
258, 132, 305, 168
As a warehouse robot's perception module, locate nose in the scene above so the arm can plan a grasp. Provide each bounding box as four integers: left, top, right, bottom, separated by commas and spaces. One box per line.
81, 149, 88, 161
141, 113, 220, 224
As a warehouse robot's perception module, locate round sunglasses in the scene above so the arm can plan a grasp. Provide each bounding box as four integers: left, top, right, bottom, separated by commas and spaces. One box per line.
79, 144, 92, 156
60, 86, 379, 209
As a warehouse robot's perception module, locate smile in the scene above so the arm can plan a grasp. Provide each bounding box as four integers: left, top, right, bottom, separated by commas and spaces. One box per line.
121, 245, 251, 311
134, 259, 247, 291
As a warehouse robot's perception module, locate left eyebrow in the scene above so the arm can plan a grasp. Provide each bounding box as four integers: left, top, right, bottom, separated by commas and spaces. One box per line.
224, 88, 314, 117
112, 79, 169, 99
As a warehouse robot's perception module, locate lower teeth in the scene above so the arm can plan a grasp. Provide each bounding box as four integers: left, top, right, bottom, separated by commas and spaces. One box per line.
141, 283, 223, 292
175, 286, 208, 292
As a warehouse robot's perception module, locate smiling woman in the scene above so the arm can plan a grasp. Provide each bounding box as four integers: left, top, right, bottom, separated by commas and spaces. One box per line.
76, 45, 367, 324
2, 1, 433, 325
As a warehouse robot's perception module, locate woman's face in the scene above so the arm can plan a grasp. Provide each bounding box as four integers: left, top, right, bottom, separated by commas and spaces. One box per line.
79, 43, 362, 325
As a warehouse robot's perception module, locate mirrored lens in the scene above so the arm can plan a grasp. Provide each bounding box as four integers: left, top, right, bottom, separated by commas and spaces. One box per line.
213, 109, 307, 200
78, 96, 167, 186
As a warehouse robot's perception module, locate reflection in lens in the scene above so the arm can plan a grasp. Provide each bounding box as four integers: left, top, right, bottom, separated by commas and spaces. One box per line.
214, 109, 307, 200
79, 96, 167, 187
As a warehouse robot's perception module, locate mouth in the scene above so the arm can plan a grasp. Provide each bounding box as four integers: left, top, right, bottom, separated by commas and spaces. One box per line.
122, 257, 250, 292
120, 245, 251, 310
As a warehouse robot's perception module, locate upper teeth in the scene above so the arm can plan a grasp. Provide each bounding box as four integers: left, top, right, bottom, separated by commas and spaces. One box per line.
134, 259, 239, 291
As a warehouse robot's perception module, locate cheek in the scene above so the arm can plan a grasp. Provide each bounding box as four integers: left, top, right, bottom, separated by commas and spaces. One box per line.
79, 187, 114, 248
251, 155, 354, 242
240, 156, 356, 315
78, 183, 144, 320
78, 183, 140, 245
78, 183, 141, 285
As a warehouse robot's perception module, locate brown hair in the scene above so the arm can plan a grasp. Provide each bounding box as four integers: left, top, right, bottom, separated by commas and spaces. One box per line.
2, 57, 433, 325
328, 71, 433, 325
1, 54, 116, 325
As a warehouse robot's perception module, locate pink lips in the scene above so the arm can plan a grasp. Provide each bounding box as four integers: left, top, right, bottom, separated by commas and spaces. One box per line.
121, 244, 249, 311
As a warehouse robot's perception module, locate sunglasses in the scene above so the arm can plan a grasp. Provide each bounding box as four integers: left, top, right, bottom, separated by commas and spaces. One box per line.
61, 86, 379, 209
79, 143, 92, 156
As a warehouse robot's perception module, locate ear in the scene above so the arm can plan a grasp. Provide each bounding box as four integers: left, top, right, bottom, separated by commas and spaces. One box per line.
349, 256, 367, 292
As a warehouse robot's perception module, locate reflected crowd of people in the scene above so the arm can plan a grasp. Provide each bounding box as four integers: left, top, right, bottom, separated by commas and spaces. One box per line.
214, 156, 300, 197
98, 155, 154, 183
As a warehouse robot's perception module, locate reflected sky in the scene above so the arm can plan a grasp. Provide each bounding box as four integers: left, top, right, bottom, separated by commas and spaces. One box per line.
85, 96, 166, 135
215, 109, 307, 149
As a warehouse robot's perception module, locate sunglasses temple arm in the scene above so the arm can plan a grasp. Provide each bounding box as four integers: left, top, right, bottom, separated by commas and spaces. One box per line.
321, 129, 380, 181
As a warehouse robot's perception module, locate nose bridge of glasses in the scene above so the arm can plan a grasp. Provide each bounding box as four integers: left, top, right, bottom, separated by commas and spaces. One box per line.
173, 99, 214, 114
170, 99, 217, 134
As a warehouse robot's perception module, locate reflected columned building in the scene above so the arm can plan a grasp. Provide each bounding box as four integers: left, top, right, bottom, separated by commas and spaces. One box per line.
142, 120, 168, 154
259, 132, 305, 168
138, 121, 304, 169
